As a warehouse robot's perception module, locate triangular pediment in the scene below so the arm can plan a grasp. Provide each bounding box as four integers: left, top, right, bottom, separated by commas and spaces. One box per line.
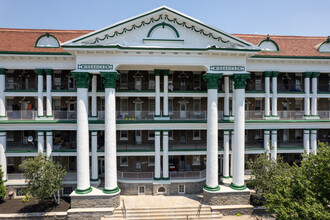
62, 6, 258, 50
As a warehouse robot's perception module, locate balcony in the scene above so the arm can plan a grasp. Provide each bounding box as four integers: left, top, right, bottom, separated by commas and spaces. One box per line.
6, 141, 37, 152
5, 82, 38, 91
169, 141, 207, 150
117, 169, 206, 180
277, 111, 304, 120
6, 110, 37, 120
278, 140, 303, 148
53, 111, 77, 120
278, 83, 304, 92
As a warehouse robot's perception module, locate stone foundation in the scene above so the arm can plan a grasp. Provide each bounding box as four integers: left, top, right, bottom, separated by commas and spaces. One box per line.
211, 205, 254, 216
67, 208, 114, 220
203, 188, 251, 205
70, 187, 120, 208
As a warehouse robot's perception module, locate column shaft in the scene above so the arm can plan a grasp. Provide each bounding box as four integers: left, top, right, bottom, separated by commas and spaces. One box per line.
311, 74, 318, 116
231, 81, 235, 116
37, 71, 44, 117
304, 130, 310, 155
163, 74, 168, 117
230, 131, 234, 177
271, 130, 277, 160
91, 131, 98, 181
310, 130, 317, 154
162, 131, 169, 179
154, 131, 161, 180
37, 131, 44, 153
223, 130, 230, 178
264, 73, 270, 117
46, 131, 52, 158
264, 130, 270, 157
91, 75, 97, 117
271, 73, 278, 117
46, 74, 52, 117
0, 70, 5, 118
224, 77, 230, 118
304, 73, 311, 116
155, 74, 160, 116
0, 131, 6, 181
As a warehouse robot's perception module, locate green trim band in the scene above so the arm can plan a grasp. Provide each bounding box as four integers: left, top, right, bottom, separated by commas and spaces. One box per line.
203, 184, 220, 191
222, 176, 231, 179
154, 177, 161, 180
90, 178, 99, 182
103, 186, 120, 194
162, 115, 169, 117
230, 183, 247, 190
162, 177, 170, 180
75, 186, 92, 194
0, 68, 6, 75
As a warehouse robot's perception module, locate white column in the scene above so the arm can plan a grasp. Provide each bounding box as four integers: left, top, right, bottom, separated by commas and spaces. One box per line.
304, 130, 310, 155
271, 72, 278, 117
231, 80, 235, 116
304, 72, 311, 117
271, 130, 277, 160
223, 130, 230, 178
101, 72, 120, 193
0, 131, 6, 181
162, 131, 169, 180
310, 130, 317, 155
0, 69, 6, 119
224, 76, 230, 119
231, 73, 249, 189
46, 131, 52, 158
45, 69, 52, 117
203, 73, 221, 191
154, 131, 161, 180
155, 70, 161, 117
311, 73, 319, 117
230, 131, 234, 177
73, 72, 91, 193
91, 131, 98, 181
264, 130, 271, 157
264, 72, 271, 117
37, 69, 44, 117
91, 75, 97, 118
163, 71, 169, 117
37, 131, 44, 153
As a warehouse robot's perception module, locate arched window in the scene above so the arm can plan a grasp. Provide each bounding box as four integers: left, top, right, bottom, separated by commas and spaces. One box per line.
319, 37, 330, 52
258, 35, 279, 52
35, 33, 60, 48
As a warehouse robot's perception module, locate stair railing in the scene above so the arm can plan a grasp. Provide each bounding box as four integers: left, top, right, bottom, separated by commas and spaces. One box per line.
122, 199, 127, 219
196, 198, 203, 217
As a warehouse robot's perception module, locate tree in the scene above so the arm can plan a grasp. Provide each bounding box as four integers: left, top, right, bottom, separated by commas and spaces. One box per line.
0, 165, 6, 201
19, 154, 67, 204
248, 144, 330, 219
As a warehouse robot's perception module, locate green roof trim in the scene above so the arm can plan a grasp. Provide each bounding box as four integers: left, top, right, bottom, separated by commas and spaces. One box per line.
0, 51, 71, 56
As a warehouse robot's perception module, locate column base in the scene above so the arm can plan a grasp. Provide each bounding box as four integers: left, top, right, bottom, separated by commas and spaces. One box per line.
0, 116, 7, 121
230, 183, 247, 190
35, 116, 53, 121
154, 177, 162, 181
103, 186, 120, 194
270, 116, 279, 120
203, 184, 220, 191
88, 116, 98, 121
305, 115, 320, 120
90, 178, 101, 187
75, 186, 93, 194
264, 115, 273, 120
162, 177, 170, 180
221, 176, 231, 179
203, 187, 250, 205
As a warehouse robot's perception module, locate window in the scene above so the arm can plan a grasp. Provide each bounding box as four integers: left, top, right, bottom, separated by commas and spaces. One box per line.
138, 186, 145, 194
148, 131, 155, 140
168, 99, 173, 114
178, 184, 185, 194
148, 98, 155, 113
35, 33, 60, 48
295, 78, 302, 91
193, 99, 201, 112
120, 156, 128, 166
54, 73, 61, 89
148, 156, 155, 166
149, 73, 155, 89
135, 156, 142, 170
120, 73, 128, 89
193, 130, 201, 140
101, 98, 105, 111
168, 130, 174, 140
192, 155, 201, 165
255, 75, 262, 91
255, 100, 262, 111
68, 77, 76, 90
53, 99, 61, 110
193, 73, 200, 90
120, 98, 128, 112
7, 157, 14, 166
120, 130, 128, 140
295, 100, 302, 110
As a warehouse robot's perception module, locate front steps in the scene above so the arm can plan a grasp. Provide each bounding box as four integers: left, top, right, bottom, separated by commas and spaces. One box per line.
102, 206, 222, 219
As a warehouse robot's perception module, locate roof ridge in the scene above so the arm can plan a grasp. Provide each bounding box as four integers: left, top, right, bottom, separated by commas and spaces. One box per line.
0, 28, 92, 33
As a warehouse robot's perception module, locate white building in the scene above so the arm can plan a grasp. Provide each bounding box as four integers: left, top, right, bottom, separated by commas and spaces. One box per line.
0, 6, 329, 200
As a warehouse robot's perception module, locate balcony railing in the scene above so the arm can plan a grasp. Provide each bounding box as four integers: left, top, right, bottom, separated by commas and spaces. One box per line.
170, 111, 208, 120
5, 82, 38, 90
278, 83, 304, 92
6, 110, 37, 120
245, 111, 264, 120
53, 111, 77, 120
170, 169, 206, 180
7, 172, 77, 182
169, 141, 206, 150
318, 111, 330, 119
245, 140, 264, 148
277, 111, 304, 120
117, 169, 206, 180
278, 140, 303, 148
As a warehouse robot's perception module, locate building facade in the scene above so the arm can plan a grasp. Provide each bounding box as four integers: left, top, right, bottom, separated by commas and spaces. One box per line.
1, 6, 330, 197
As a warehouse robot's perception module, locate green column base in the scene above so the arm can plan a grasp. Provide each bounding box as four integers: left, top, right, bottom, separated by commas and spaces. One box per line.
154, 177, 161, 181
203, 184, 220, 191
222, 176, 231, 179
230, 183, 247, 190
162, 177, 170, 180
90, 178, 99, 182
103, 186, 120, 194
75, 186, 93, 194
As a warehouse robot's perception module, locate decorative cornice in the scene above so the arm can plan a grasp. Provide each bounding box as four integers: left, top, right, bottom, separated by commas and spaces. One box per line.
36, 69, 44, 76
154, 69, 169, 76
272, 71, 279, 77
311, 72, 320, 78
203, 73, 223, 89
233, 73, 250, 89
71, 72, 91, 88
0, 68, 6, 75
100, 72, 120, 88
264, 71, 272, 77
304, 72, 312, 78
44, 69, 52, 76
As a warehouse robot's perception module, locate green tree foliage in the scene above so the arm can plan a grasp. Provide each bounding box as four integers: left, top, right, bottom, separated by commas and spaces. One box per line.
248, 144, 330, 219
0, 165, 6, 200
19, 154, 67, 204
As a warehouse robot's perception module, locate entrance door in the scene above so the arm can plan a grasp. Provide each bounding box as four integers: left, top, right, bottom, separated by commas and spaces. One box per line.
180, 74, 186, 90
179, 155, 185, 170
180, 130, 186, 144
98, 158, 105, 176
283, 102, 288, 118
135, 74, 142, 90
180, 100, 186, 119
135, 100, 142, 119
135, 130, 142, 144
283, 130, 289, 142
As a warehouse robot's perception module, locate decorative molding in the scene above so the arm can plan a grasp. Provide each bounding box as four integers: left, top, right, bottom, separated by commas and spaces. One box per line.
210, 65, 245, 72
304, 72, 312, 78
44, 69, 52, 75
35, 33, 60, 48
0, 68, 6, 75
311, 72, 320, 78
71, 72, 91, 88
233, 73, 250, 89
203, 73, 223, 89
100, 72, 120, 88
147, 22, 180, 38
36, 69, 44, 76
264, 71, 272, 77
77, 64, 113, 70
258, 34, 280, 51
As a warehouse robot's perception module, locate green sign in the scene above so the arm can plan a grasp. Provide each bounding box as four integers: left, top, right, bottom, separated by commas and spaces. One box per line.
210, 65, 245, 72
77, 64, 113, 70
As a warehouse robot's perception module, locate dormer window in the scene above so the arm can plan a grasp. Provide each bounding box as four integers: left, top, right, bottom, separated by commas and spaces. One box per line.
319, 36, 330, 53
35, 33, 60, 48
259, 34, 279, 52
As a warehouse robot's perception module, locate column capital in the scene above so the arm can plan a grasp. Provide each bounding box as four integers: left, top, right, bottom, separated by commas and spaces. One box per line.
312, 72, 320, 78
154, 69, 170, 76
272, 71, 279, 77
44, 69, 53, 75
232, 73, 250, 89
304, 72, 312, 78
36, 69, 44, 75
100, 72, 120, 88
71, 72, 91, 88
203, 73, 223, 89
0, 68, 6, 75
264, 71, 272, 77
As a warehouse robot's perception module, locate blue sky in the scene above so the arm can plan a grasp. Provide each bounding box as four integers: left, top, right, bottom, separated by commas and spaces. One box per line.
1, 0, 329, 36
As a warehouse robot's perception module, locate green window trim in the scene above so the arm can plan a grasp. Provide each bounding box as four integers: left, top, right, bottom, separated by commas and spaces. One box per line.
35, 33, 60, 48
258, 34, 280, 52
147, 22, 180, 38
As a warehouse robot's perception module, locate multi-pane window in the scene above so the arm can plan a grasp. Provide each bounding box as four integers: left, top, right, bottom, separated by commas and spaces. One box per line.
120, 156, 128, 166
120, 98, 128, 112
148, 156, 155, 166
193, 74, 200, 89
192, 155, 200, 165
148, 130, 155, 140
120, 73, 128, 89
148, 99, 155, 112
168, 99, 173, 114
120, 130, 128, 140
149, 73, 155, 89
255, 75, 262, 91
295, 100, 302, 110
178, 184, 185, 194
255, 100, 262, 111
138, 186, 145, 194
193, 99, 201, 112
193, 130, 201, 140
